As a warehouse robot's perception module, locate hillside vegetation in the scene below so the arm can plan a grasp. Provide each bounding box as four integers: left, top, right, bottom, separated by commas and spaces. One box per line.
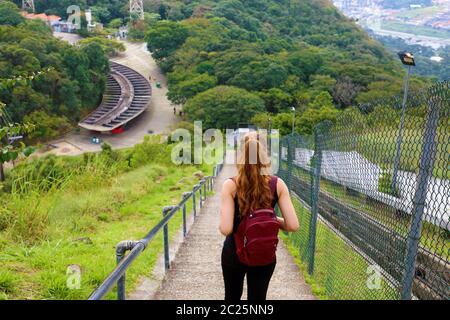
0, 136, 212, 299
0, 1, 110, 141
143, 0, 430, 132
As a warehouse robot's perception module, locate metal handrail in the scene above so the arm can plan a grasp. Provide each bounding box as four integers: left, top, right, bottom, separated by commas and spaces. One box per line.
88, 163, 224, 300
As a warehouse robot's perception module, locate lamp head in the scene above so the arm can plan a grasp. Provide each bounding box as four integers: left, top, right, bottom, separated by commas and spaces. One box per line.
398, 51, 416, 66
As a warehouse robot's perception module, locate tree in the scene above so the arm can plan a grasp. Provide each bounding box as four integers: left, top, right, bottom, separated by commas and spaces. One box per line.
23, 110, 71, 141
354, 80, 421, 105
251, 112, 272, 129
333, 77, 361, 108
90, 6, 111, 24
272, 113, 294, 136
79, 37, 126, 57
168, 73, 217, 104
0, 70, 54, 180
309, 75, 337, 95
108, 18, 123, 29
230, 60, 289, 91
0, 18, 108, 140
145, 21, 189, 60
144, 13, 161, 27
297, 106, 338, 135
259, 88, 293, 113
184, 86, 265, 129
0, 1, 25, 26
309, 91, 334, 109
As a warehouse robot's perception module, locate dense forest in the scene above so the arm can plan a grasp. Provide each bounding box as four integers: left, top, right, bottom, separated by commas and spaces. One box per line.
5, 0, 434, 136
144, 0, 430, 132
0, 1, 109, 140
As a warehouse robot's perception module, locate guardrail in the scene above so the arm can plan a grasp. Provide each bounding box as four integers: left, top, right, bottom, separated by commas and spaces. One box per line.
88, 163, 224, 300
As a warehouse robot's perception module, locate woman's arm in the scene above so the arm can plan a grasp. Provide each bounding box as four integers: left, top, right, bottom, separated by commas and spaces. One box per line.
219, 179, 236, 236
276, 178, 299, 232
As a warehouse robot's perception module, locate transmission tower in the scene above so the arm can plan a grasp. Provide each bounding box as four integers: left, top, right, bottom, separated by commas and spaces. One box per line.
22, 0, 35, 13
130, 0, 144, 20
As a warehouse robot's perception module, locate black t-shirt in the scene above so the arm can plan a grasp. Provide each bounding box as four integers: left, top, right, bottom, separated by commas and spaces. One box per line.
221, 176, 279, 267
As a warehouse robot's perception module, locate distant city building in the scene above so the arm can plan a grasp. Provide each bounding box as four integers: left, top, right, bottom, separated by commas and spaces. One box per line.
52, 21, 77, 33
20, 11, 80, 33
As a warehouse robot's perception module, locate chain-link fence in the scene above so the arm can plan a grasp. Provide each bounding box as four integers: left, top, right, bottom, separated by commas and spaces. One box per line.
277, 80, 449, 300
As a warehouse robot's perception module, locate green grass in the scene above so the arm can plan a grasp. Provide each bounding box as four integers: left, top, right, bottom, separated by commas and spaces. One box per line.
382, 21, 450, 39
282, 199, 401, 300
291, 166, 450, 258
394, 6, 445, 20
0, 147, 213, 299
356, 127, 449, 180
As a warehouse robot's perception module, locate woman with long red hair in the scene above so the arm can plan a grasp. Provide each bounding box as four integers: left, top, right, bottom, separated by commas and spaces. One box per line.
219, 132, 299, 300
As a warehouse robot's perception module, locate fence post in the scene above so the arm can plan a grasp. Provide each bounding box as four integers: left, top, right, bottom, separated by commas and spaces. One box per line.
199, 182, 203, 208
192, 185, 197, 218
162, 206, 175, 271
203, 178, 207, 199
307, 124, 325, 275
401, 96, 440, 300
286, 135, 294, 191
182, 192, 190, 237
115, 240, 138, 300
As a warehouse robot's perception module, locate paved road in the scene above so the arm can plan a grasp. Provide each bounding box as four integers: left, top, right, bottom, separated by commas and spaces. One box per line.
53, 32, 82, 44
46, 38, 179, 156
145, 163, 315, 300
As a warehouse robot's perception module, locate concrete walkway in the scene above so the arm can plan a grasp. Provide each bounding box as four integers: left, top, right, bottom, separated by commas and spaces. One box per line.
152, 164, 316, 300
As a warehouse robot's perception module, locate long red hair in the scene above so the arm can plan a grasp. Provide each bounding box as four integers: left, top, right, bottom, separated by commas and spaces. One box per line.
235, 133, 272, 217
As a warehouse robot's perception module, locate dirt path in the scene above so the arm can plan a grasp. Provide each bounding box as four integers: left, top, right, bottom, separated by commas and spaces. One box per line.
131, 161, 316, 300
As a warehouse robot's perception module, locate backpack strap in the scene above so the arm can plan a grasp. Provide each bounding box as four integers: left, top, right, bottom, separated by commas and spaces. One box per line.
270, 175, 278, 196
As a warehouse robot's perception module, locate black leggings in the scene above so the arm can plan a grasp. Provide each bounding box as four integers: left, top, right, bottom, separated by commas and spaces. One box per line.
222, 260, 276, 301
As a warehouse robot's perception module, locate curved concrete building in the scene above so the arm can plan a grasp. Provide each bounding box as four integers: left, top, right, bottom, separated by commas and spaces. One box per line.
78, 61, 152, 132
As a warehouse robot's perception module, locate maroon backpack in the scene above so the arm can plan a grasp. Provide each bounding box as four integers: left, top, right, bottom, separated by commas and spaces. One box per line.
233, 176, 280, 266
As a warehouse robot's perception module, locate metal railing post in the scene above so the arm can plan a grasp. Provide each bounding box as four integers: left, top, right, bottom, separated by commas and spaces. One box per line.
182, 192, 190, 237
192, 185, 198, 218
307, 125, 324, 275
162, 206, 175, 271
202, 179, 207, 200
115, 240, 139, 300
199, 182, 203, 208
401, 97, 440, 300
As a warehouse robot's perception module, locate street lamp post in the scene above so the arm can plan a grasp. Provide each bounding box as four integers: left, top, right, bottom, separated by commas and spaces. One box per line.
392, 52, 415, 195
291, 107, 296, 135
268, 117, 272, 154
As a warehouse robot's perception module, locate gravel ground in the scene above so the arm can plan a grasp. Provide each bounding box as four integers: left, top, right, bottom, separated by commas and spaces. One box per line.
132, 164, 316, 300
